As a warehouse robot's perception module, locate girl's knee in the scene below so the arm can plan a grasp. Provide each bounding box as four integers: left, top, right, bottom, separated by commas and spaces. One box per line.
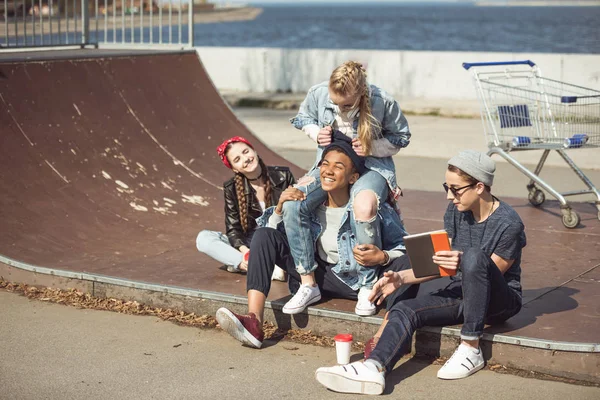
196, 230, 215, 252
353, 190, 379, 221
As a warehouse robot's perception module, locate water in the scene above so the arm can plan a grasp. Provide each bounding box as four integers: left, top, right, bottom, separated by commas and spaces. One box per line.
193, 2, 600, 54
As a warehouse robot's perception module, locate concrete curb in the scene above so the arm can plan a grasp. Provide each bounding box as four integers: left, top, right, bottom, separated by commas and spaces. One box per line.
1, 256, 598, 384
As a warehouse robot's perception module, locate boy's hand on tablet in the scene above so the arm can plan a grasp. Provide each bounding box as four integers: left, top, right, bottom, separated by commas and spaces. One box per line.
432, 250, 462, 270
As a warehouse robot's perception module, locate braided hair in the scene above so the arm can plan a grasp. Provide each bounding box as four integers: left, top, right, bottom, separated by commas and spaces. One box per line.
231, 156, 272, 233
329, 61, 380, 155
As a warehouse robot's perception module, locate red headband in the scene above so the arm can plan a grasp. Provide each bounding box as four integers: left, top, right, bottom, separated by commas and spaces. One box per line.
216, 136, 254, 169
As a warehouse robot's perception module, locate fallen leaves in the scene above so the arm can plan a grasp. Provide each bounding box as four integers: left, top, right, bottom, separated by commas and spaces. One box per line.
0, 278, 218, 329
0, 278, 366, 351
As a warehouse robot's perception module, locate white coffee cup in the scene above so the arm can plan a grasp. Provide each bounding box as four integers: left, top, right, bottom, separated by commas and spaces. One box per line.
334, 333, 353, 365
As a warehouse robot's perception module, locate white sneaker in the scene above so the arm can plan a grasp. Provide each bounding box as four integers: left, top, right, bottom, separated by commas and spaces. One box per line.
315, 361, 385, 395
282, 284, 321, 314
437, 343, 484, 380
355, 287, 376, 316
271, 265, 287, 282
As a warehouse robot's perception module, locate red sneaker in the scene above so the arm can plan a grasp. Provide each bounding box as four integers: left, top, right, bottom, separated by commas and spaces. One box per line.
216, 308, 264, 349
363, 336, 379, 360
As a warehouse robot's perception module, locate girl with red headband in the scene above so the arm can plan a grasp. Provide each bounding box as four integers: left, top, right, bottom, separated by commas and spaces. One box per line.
196, 136, 295, 279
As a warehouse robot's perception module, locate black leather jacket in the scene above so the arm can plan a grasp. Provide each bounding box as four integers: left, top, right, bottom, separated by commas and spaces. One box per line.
223, 166, 295, 250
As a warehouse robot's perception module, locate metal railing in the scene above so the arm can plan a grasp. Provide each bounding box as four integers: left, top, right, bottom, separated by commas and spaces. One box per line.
1, 0, 194, 49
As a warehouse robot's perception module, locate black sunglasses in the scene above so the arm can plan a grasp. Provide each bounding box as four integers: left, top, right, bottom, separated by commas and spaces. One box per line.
443, 182, 476, 197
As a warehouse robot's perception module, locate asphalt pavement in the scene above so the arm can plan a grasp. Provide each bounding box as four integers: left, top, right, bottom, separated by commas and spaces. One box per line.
1, 290, 598, 400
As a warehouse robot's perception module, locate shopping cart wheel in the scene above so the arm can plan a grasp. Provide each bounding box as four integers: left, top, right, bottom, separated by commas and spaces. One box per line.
562, 209, 580, 229
528, 189, 545, 207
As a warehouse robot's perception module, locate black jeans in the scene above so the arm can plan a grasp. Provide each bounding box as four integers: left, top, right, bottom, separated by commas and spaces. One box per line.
246, 227, 419, 306
369, 247, 522, 373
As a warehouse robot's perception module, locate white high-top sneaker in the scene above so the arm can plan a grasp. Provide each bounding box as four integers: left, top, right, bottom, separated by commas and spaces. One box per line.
355, 287, 376, 316
282, 284, 321, 314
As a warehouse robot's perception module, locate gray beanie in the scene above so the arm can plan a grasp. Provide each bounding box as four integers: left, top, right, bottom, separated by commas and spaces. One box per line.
448, 150, 496, 186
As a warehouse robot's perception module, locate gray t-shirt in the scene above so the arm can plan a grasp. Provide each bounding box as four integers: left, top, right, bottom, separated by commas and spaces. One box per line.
315, 204, 347, 264
443, 199, 526, 292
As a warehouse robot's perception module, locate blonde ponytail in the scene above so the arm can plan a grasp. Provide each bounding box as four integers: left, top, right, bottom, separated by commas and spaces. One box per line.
329, 61, 381, 155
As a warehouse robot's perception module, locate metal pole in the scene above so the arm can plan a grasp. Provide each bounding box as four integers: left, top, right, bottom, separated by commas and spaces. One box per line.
39, 0, 43, 45
103, 0, 107, 42
149, 0, 152, 42
31, 0, 35, 45
73, 0, 77, 43
158, 0, 162, 43
65, 0, 69, 43
57, 0, 62, 45
22, 0, 27, 45
14, 0, 18, 46
112, 0, 116, 42
95, 0, 99, 43
139, 0, 142, 43
129, 0, 132, 43
81, 0, 89, 45
187, 0, 192, 46
49, 0, 52, 44
177, 0, 181, 44
168, 0, 171, 44
4, 0, 7, 47
121, 0, 124, 43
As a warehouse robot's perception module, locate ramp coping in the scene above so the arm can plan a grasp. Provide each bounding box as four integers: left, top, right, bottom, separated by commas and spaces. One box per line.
1, 254, 598, 354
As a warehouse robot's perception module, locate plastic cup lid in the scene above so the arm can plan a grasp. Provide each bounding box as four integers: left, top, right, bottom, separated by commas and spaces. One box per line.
334, 333, 353, 342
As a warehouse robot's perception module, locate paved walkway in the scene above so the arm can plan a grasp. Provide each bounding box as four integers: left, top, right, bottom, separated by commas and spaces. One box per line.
2, 290, 598, 400
235, 107, 600, 200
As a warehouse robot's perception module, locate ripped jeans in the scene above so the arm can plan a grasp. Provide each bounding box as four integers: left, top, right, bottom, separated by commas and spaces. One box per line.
282, 167, 389, 289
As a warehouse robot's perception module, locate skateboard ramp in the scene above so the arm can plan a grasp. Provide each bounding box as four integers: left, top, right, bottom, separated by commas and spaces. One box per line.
0, 50, 302, 288
1, 50, 599, 384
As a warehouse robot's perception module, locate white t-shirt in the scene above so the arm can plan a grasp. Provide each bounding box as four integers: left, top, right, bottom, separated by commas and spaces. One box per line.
333, 113, 356, 139
315, 204, 346, 264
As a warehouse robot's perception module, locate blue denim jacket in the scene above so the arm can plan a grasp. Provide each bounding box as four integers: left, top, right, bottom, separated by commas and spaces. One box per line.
290, 82, 411, 193
257, 202, 408, 291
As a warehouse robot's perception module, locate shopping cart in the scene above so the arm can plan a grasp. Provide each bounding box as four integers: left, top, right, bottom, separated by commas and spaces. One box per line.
463, 60, 600, 228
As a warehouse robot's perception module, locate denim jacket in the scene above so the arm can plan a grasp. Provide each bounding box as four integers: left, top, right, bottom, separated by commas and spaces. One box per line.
290, 82, 411, 194
257, 202, 408, 291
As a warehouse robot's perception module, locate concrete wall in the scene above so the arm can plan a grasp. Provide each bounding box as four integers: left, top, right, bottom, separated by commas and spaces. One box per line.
195, 47, 600, 101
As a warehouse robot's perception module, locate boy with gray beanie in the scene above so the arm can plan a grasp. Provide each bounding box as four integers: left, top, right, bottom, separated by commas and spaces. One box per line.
315, 150, 526, 395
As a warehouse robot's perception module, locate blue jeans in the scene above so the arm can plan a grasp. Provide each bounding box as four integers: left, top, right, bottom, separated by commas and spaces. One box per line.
369, 248, 522, 373
247, 227, 419, 303
282, 168, 389, 288
196, 230, 244, 269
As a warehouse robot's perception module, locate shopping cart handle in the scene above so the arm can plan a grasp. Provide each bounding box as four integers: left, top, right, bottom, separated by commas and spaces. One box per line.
462, 60, 536, 70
